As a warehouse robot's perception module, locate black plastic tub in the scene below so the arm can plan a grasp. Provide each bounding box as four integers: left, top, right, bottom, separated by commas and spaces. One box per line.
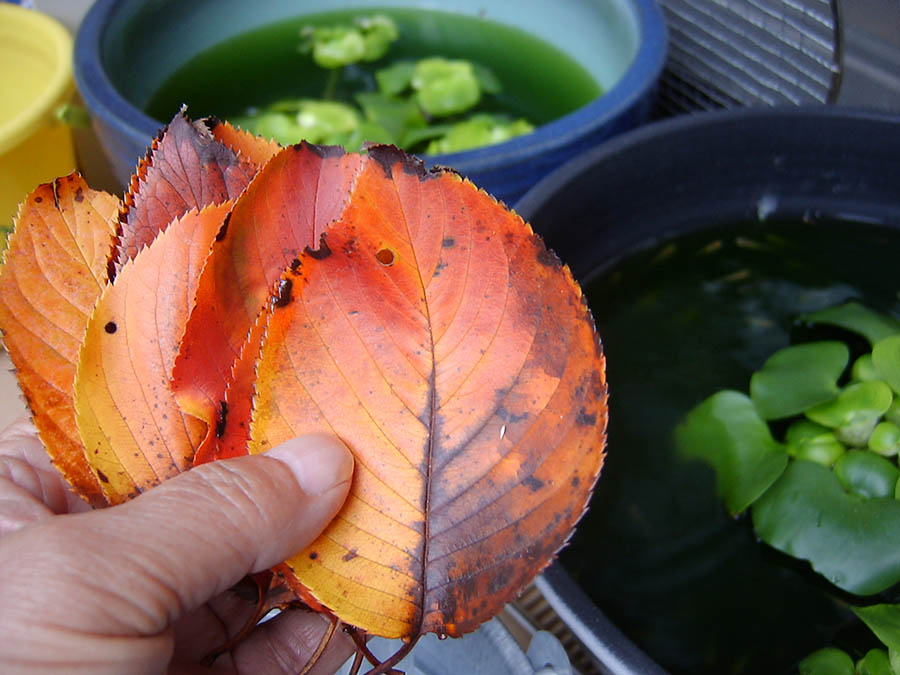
515, 107, 900, 675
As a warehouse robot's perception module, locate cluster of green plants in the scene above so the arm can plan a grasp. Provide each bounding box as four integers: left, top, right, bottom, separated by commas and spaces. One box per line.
676, 302, 900, 674
230, 14, 534, 154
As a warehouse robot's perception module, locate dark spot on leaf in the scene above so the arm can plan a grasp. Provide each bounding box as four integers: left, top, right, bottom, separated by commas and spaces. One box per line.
376, 248, 395, 266
367, 144, 429, 179
442, 237, 456, 248
290, 257, 301, 272
97, 469, 109, 484
215, 401, 228, 438
305, 233, 332, 260
34, 196, 42, 203
104, 321, 117, 334
273, 278, 293, 308
349, 310, 360, 315
496, 406, 529, 424
204, 116, 221, 130
571, 475, 580, 487
523, 475, 544, 492
536, 246, 560, 267
342, 549, 358, 562
74, 187, 84, 203
299, 141, 346, 159
215, 212, 231, 241
309, 551, 318, 560
576, 408, 596, 426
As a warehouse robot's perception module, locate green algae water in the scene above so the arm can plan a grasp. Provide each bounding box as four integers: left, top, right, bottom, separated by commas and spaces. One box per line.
145, 8, 601, 128
567, 221, 900, 675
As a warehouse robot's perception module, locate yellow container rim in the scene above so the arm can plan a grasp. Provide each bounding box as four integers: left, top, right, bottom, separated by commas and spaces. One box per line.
0, 4, 74, 156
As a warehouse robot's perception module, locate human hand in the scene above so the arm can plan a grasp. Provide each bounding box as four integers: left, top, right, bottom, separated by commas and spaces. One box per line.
0, 416, 355, 674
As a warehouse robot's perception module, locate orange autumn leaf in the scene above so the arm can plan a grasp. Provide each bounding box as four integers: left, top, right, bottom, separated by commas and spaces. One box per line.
172, 144, 363, 436
0, 174, 119, 506
74, 202, 231, 503
116, 112, 257, 268
248, 149, 607, 639
209, 118, 281, 166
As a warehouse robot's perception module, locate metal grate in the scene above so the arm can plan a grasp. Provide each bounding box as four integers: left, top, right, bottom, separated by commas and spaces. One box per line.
510, 583, 602, 675
655, 0, 842, 115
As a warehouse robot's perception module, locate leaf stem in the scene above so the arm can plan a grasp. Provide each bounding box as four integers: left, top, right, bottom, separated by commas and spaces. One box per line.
365, 634, 422, 675
323, 68, 341, 100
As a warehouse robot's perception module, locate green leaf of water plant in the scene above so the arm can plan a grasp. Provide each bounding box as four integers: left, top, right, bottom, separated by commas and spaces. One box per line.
412, 57, 481, 117
234, 100, 361, 147
853, 353, 880, 382
752, 460, 900, 595
870, 421, 900, 457
891, 648, 900, 674
785, 419, 846, 466
801, 302, 900, 345
303, 25, 366, 69
425, 114, 535, 154
749, 341, 848, 420
857, 649, 894, 675
231, 112, 303, 144
356, 14, 399, 61
873, 336, 900, 395
343, 120, 394, 151
675, 390, 788, 515
853, 604, 900, 653
805, 380, 893, 446
375, 60, 415, 96
355, 92, 425, 142
472, 62, 502, 94
887, 399, 900, 428
798, 647, 855, 675
833, 450, 900, 499
401, 123, 454, 150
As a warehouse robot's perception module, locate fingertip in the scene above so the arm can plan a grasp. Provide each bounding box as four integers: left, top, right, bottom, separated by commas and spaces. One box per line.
265, 434, 354, 497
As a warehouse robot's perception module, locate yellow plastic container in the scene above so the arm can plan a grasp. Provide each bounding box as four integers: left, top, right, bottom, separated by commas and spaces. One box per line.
0, 4, 76, 230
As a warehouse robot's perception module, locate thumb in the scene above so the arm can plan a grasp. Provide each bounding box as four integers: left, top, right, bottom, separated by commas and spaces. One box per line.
1, 434, 353, 639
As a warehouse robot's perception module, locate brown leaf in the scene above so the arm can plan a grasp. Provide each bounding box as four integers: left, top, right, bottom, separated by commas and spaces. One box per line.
116, 112, 256, 268
0, 175, 119, 506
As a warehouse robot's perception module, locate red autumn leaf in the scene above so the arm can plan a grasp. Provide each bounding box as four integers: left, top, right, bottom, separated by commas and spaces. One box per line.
172, 143, 364, 439
116, 111, 257, 268
0, 174, 119, 506
248, 148, 607, 640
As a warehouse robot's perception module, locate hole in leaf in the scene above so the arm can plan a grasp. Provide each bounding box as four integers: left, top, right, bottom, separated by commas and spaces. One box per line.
376, 248, 395, 266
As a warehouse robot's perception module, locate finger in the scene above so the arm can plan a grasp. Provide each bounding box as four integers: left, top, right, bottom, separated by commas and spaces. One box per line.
231, 608, 355, 675
0, 417, 89, 533
0, 434, 353, 665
